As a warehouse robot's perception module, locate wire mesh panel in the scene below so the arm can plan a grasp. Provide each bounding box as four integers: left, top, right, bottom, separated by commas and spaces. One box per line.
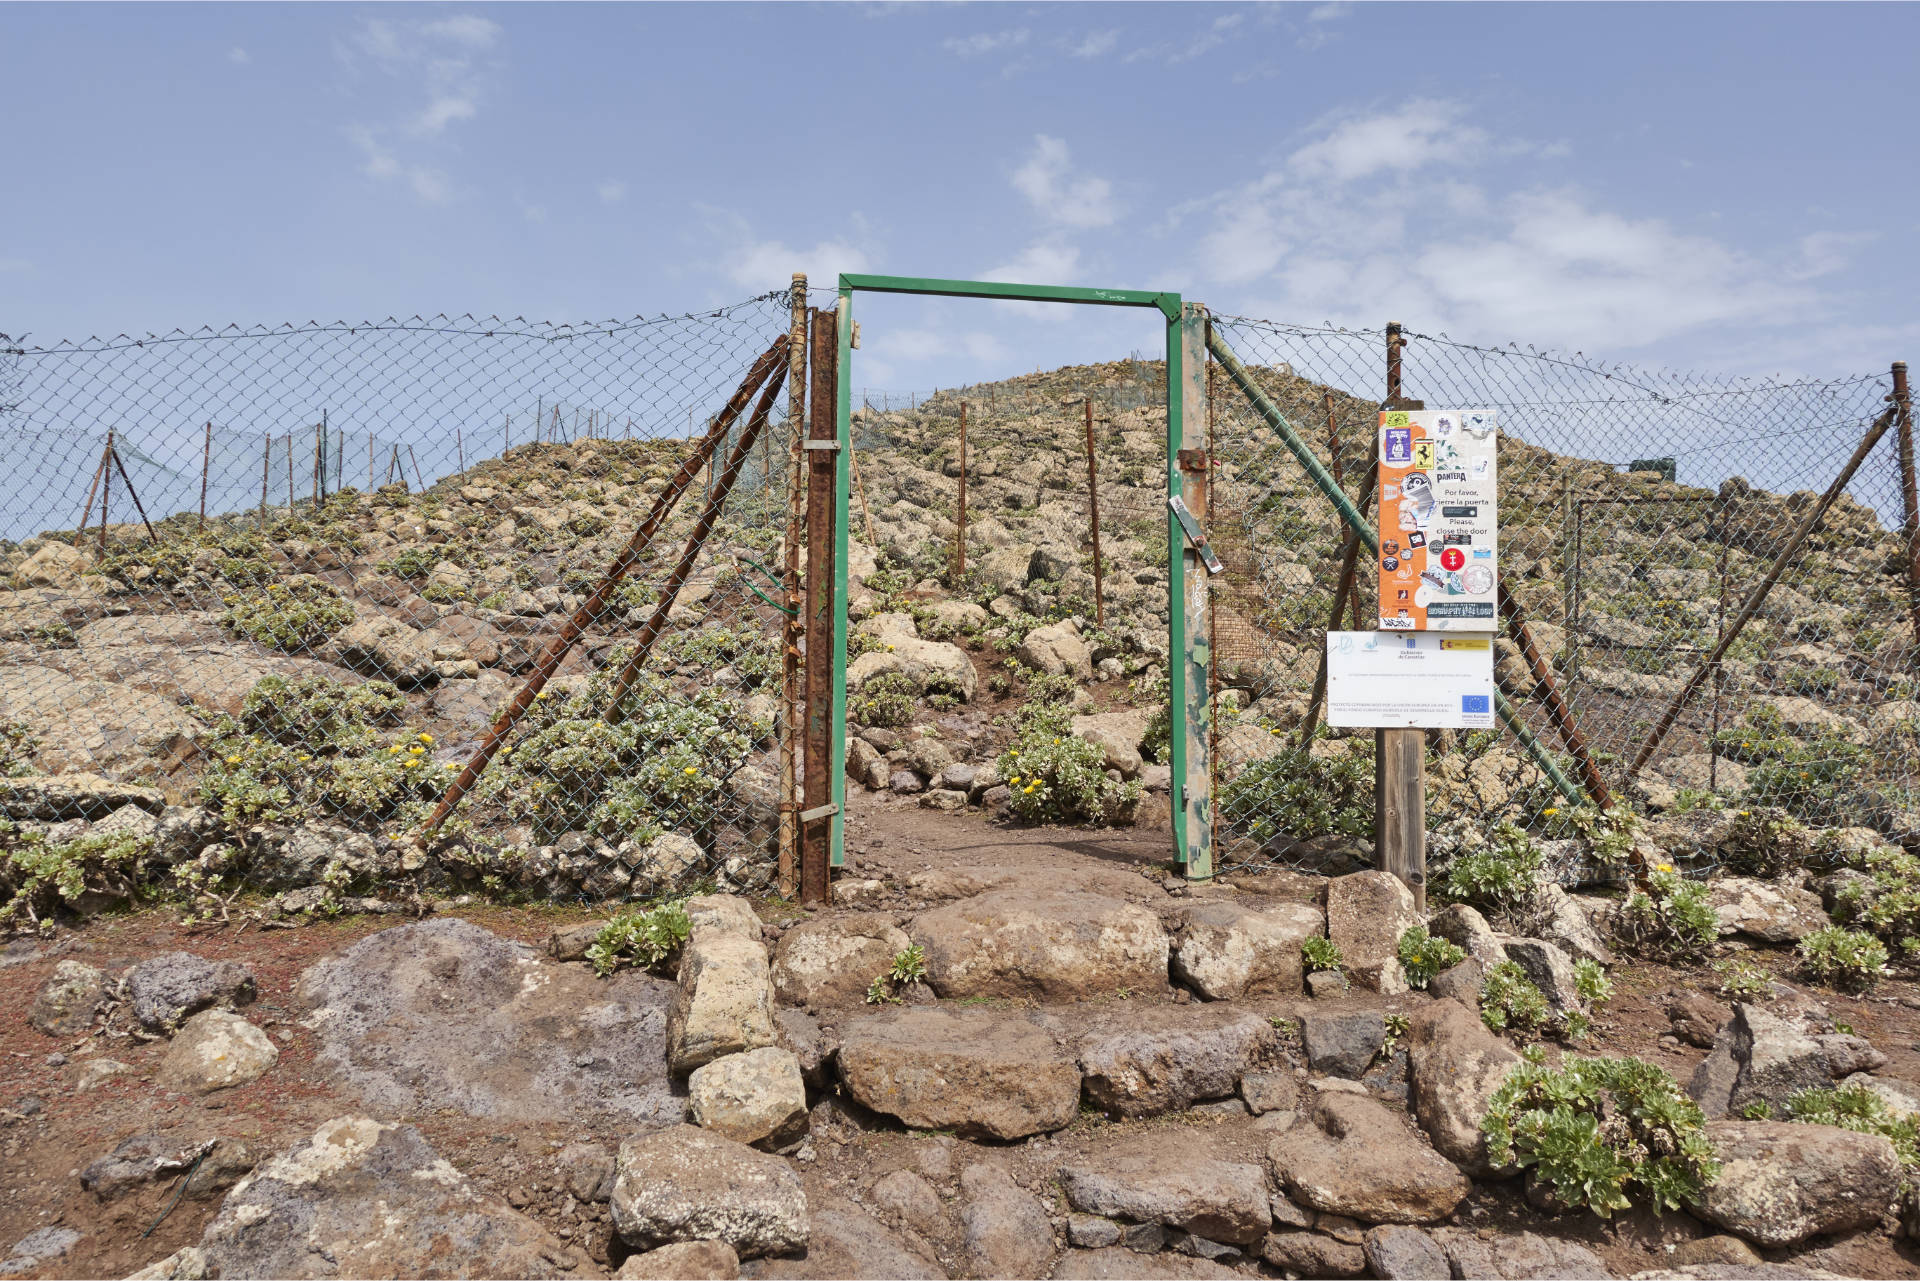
1204, 316, 1912, 882
0, 296, 802, 923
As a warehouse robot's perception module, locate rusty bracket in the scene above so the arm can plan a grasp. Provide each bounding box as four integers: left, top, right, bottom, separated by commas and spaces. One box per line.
1168, 495, 1223, 576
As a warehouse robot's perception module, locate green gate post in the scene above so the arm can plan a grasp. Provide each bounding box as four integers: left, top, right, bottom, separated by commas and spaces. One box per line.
1168, 305, 1214, 880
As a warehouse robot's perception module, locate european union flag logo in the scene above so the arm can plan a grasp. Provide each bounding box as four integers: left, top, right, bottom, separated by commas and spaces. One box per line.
1461, 695, 1490, 714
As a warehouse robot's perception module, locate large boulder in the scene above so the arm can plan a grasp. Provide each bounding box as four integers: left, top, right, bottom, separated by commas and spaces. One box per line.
1689, 1120, 1902, 1248
837, 1007, 1080, 1141
910, 889, 1167, 1001
1078, 1009, 1274, 1118
771, 914, 912, 1009
0, 773, 166, 821
0, 667, 203, 777
1301, 1011, 1385, 1079
156, 1010, 278, 1094
1017, 620, 1094, 680
1169, 901, 1323, 1000
687, 1048, 809, 1151
14, 541, 91, 588
1406, 999, 1522, 1177
1266, 1092, 1470, 1224
332, 616, 439, 687
1427, 1228, 1611, 1279
1706, 878, 1830, 944
129, 952, 257, 1033
298, 918, 683, 1126
1071, 709, 1151, 779
28, 960, 106, 1036
190, 1117, 580, 1278
1059, 1149, 1270, 1246
1427, 903, 1507, 968
669, 931, 777, 1076
847, 634, 978, 702
1501, 938, 1584, 1014
1688, 1004, 1834, 1119
1324, 872, 1420, 993
611, 1125, 808, 1260
959, 1164, 1055, 1280
975, 544, 1038, 594
743, 1204, 944, 1281
615, 1241, 740, 1280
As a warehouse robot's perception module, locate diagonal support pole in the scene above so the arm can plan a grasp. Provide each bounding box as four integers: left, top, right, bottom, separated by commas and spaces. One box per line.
602, 354, 792, 722
418, 337, 789, 838
1626, 405, 1898, 782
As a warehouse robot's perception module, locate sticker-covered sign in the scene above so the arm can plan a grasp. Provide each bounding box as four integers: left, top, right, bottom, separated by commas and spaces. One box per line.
1377, 409, 1498, 630
1325, 631, 1496, 729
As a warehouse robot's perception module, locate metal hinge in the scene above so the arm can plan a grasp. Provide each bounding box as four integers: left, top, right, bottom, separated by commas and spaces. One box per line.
799, 802, 840, 823
804, 440, 841, 452
1168, 496, 1224, 576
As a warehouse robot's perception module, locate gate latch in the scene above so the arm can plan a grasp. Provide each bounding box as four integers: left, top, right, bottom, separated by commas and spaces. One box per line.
1168, 496, 1224, 576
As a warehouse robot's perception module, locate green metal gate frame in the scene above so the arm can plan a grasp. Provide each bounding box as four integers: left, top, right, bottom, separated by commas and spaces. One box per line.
832, 274, 1214, 879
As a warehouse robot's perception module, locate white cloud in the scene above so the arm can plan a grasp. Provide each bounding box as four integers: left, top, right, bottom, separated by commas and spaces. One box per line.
341, 13, 500, 202
1068, 29, 1120, 59
1307, 2, 1351, 22
943, 28, 1029, 58
1011, 135, 1117, 230
870, 328, 1012, 365
1171, 13, 1244, 63
983, 241, 1082, 285
1186, 99, 1840, 356
227, 46, 251, 65
721, 233, 872, 291
1289, 99, 1487, 183
597, 180, 628, 205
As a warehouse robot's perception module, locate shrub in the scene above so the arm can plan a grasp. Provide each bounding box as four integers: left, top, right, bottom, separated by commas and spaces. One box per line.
1, 825, 152, 929
853, 673, 919, 728
1480, 960, 1554, 1038
1713, 955, 1774, 1001
1836, 846, 1920, 960
656, 625, 779, 690
997, 704, 1139, 826
0, 719, 39, 777
1441, 822, 1544, 916
221, 578, 354, 652
468, 662, 764, 847
1797, 926, 1889, 993
200, 675, 439, 828
1397, 925, 1466, 989
1615, 866, 1718, 962
866, 943, 930, 1005
586, 900, 692, 976
1545, 805, 1643, 869
1574, 958, 1613, 1006
1301, 936, 1343, 974
1785, 1084, 1920, 1172
1717, 807, 1813, 878
1217, 736, 1372, 849
1481, 1055, 1720, 1217
378, 546, 444, 580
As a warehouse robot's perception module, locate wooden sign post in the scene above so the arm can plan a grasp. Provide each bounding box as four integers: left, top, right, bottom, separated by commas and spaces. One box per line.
1377, 322, 1427, 911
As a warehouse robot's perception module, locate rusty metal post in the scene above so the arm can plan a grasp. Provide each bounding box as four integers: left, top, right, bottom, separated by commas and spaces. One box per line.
603, 363, 792, 719
99, 430, 114, 552
198, 422, 213, 530
1628, 405, 1899, 781
261, 434, 270, 524
76, 444, 108, 541
407, 446, 425, 492
420, 338, 789, 838
457, 425, 465, 474
801, 307, 839, 906
779, 275, 807, 900
1084, 397, 1106, 628
1323, 390, 1345, 491
954, 402, 968, 581
1498, 581, 1612, 809
1896, 361, 1919, 647
107, 440, 159, 545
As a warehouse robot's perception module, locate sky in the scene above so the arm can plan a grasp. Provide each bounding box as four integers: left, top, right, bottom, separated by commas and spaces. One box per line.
4, 2, 1918, 391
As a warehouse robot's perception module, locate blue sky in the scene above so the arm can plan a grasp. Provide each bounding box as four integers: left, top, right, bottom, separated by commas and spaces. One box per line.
5, 2, 1917, 388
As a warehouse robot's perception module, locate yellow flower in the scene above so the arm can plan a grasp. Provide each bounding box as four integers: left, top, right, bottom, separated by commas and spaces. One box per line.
1543, 807, 1559, 816
388, 745, 402, 755
225, 755, 241, 765
297, 754, 311, 762
1008, 776, 1021, 786
418, 732, 434, 744
409, 745, 425, 755
403, 760, 418, 769
684, 766, 697, 775
444, 762, 458, 771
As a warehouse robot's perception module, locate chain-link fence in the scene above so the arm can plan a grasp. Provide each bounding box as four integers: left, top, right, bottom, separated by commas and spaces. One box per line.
1204, 316, 1913, 881
0, 295, 805, 922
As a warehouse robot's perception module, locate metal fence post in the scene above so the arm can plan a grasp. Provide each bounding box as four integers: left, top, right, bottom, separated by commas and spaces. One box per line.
1895, 361, 1918, 646
1084, 397, 1106, 628
954, 401, 968, 581
780, 274, 807, 901
1175, 302, 1213, 882
802, 305, 839, 905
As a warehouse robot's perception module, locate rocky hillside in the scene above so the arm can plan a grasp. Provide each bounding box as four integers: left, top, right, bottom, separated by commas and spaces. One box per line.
0, 357, 1914, 929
